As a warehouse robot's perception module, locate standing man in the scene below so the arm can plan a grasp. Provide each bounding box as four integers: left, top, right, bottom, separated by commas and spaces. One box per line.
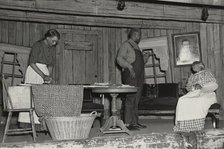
116, 28, 150, 130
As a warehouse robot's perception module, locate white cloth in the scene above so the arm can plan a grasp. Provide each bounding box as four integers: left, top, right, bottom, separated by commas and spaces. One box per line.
18, 63, 49, 124
7, 86, 32, 109
175, 82, 218, 123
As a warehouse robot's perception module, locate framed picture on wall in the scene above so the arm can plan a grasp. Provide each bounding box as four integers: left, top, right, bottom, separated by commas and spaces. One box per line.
172, 32, 201, 66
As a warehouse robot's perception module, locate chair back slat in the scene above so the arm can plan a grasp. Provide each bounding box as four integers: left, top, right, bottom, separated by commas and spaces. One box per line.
1, 75, 13, 110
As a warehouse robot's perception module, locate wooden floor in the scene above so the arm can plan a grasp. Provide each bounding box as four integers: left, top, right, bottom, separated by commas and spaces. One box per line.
0, 116, 222, 144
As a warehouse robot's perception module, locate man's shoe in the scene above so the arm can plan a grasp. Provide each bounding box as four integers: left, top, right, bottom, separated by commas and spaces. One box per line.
126, 124, 140, 131
133, 123, 147, 129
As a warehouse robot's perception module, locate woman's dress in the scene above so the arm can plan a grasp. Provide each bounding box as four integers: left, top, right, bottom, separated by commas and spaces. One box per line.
174, 70, 218, 132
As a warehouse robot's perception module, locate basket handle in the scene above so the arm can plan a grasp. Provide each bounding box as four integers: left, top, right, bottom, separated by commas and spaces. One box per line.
90, 111, 97, 116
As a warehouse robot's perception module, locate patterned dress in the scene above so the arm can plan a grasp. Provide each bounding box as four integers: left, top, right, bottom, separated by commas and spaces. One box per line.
174, 70, 218, 132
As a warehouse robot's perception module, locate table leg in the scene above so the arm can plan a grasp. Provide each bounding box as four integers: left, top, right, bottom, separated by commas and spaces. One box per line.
100, 116, 131, 135
111, 93, 118, 128
100, 93, 131, 135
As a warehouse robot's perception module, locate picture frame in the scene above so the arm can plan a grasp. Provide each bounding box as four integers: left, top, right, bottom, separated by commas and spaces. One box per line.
172, 32, 201, 66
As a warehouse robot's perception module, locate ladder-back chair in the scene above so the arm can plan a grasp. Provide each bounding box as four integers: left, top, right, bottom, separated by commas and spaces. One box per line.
1, 75, 36, 143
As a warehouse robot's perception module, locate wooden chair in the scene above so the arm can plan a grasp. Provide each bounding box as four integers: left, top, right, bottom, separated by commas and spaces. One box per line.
207, 103, 220, 128
1, 75, 36, 143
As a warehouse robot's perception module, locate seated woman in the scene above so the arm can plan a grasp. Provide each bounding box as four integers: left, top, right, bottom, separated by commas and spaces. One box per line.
174, 61, 218, 147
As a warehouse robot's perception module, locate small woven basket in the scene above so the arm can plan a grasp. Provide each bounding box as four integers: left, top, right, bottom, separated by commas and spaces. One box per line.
45, 111, 97, 141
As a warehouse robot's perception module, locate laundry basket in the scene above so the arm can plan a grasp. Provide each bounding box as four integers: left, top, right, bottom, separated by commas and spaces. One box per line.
45, 111, 97, 141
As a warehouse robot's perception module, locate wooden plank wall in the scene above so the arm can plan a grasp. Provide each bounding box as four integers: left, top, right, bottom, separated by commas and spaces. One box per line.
0, 19, 223, 115
156, 0, 224, 6
0, 0, 224, 23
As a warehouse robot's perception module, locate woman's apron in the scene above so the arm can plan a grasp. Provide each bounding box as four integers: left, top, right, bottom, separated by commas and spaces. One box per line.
175, 90, 217, 123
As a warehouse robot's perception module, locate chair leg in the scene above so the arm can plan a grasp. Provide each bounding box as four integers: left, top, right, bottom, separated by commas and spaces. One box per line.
210, 113, 218, 129
29, 110, 37, 142
100, 113, 104, 127
2, 111, 12, 143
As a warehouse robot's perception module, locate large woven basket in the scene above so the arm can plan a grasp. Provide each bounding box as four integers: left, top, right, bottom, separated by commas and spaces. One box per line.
45, 112, 97, 141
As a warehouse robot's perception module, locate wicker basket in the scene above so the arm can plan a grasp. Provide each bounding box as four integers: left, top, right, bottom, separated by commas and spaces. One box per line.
45, 111, 97, 141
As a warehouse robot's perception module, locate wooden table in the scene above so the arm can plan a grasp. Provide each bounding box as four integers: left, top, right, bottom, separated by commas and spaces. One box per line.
92, 86, 137, 135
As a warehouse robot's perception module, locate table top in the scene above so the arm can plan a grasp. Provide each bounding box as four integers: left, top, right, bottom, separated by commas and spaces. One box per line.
19, 84, 138, 94
92, 86, 137, 94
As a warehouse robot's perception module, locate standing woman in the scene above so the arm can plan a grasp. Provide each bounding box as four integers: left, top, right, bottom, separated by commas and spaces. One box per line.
18, 29, 60, 125
25, 29, 60, 84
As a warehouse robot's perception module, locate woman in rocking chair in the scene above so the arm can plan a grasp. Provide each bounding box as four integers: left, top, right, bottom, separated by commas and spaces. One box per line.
174, 61, 218, 148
